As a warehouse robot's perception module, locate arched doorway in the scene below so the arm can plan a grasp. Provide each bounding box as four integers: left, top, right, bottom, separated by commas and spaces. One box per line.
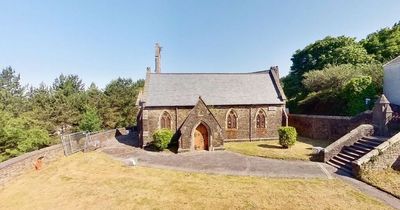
194, 123, 209, 150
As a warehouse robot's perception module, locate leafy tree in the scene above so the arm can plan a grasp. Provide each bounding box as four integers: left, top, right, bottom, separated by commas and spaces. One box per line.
284, 36, 375, 99
79, 107, 102, 132
52, 74, 84, 96
297, 64, 382, 115
303, 64, 383, 93
0, 67, 27, 115
341, 76, 376, 116
361, 21, 400, 63
25, 83, 56, 133
50, 75, 86, 133
0, 110, 50, 161
104, 78, 144, 128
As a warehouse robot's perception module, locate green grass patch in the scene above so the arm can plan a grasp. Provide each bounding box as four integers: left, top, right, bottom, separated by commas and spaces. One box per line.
225, 138, 333, 161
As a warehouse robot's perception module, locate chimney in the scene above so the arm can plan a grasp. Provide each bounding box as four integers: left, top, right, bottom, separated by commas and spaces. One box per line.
155, 43, 162, 73
270, 66, 279, 78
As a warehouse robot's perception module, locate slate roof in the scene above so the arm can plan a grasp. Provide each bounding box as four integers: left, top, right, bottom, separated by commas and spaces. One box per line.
383, 55, 400, 67
143, 70, 285, 107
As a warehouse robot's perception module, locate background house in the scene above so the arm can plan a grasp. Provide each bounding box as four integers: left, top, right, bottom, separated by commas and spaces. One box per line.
384, 55, 400, 106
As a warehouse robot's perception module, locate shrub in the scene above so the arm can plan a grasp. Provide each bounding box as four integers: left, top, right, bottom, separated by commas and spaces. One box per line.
278, 126, 297, 148
152, 129, 173, 151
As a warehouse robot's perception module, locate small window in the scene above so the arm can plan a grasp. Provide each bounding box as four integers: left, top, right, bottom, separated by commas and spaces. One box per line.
227, 110, 237, 129
160, 111, 171, 129
256, 110, 266, 128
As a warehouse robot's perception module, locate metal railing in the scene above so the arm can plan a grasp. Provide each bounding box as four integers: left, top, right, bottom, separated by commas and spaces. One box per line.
61, 130, 116, 156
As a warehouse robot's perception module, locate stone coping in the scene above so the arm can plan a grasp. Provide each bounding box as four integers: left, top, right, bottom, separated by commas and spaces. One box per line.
354, 131, 400, 166
289, 114, 353, 120
0, 144, 63, 169
289, 110, 372, 120
324, 124, 374, 162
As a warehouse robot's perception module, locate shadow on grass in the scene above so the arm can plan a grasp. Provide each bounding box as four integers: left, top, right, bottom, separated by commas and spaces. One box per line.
258, 144, 284, 149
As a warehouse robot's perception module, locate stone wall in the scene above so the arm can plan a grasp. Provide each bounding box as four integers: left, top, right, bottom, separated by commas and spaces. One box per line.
353, 131, 400, 176
0, 144, 64, 186
323, 124, 374, 162
86, 129, 127, 150
289, 111, 372, 140
0, 129, 127, 185
141, 104, 284, 146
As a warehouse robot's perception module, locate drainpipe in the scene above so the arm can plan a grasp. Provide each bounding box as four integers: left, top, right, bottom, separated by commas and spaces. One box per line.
175, 107, 178, 131
249, 106, 252, 141
283, 106, 288, 127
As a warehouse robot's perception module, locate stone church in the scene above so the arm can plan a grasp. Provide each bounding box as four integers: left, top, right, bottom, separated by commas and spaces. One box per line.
137, 44, 287, 152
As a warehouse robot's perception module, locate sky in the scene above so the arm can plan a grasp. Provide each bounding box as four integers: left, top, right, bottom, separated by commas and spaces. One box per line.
0, 0, 399, 89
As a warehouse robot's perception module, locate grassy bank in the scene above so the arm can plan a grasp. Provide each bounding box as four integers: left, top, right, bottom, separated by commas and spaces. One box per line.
0, 152, 391, 210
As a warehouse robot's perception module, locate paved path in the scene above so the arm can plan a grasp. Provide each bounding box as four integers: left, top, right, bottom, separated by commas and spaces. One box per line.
100, 140, 329, 178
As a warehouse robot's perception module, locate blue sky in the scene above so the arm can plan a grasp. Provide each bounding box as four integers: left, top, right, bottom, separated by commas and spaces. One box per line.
0, 0, 399, 88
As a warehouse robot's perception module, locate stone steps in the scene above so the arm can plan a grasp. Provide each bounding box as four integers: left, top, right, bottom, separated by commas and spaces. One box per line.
326, 135, 387, 174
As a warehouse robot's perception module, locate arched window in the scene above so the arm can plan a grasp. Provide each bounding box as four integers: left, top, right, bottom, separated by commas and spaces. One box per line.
256, 110, 266, 128
160, 111, 171, 129
227, 110, 237, 129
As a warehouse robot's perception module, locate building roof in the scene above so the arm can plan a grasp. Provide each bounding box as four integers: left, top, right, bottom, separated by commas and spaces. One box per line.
383, 55, 400, 67
142, 70, 285, 107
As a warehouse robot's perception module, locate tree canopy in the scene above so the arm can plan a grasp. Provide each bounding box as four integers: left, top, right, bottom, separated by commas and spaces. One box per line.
361, 21, 400, 63
298, 64, 382, 115
283, 21, 400, 115
0, 66, 144, 161
283, 36, 375, 99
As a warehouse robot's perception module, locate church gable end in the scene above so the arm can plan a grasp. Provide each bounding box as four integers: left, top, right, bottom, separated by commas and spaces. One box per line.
178, 97, 224, 152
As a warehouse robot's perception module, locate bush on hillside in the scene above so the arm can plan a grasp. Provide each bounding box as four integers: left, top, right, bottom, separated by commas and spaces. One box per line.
152, 129, 173, 151
278, 126, 297, 148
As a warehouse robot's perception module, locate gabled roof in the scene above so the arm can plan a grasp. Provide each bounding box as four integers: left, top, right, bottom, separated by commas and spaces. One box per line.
142, 70, 285, 107
383, 55, 400, 67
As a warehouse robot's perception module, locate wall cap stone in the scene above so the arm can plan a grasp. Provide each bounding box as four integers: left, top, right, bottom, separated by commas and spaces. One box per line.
354, 131, 400, 167
0, 144, 63, 170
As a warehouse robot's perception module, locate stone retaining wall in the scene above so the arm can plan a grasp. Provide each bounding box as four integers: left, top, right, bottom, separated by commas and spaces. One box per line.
0, 128, 128, 186
0, 144, 64, 186
353, 131, 400, 177
289, 111, 372, 140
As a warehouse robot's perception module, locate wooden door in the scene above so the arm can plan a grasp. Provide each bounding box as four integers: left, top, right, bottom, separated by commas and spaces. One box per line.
194, 124, 209, 150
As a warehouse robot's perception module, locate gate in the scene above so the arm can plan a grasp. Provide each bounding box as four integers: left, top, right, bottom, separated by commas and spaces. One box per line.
61, 132, 88, 156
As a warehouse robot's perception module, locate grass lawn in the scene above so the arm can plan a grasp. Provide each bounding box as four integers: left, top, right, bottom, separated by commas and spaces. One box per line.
225, 138, 333, 161
361, 168, 400, 198
0, 152, 391, 210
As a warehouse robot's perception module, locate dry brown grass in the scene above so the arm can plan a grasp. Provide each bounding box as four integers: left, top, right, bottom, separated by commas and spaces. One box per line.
0, 152, 391, 210
361, 168, 400, 198
225, 138, 332, 161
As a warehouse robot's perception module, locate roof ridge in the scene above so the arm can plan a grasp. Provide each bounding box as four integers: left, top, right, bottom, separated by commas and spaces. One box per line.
149, 70, 269, 75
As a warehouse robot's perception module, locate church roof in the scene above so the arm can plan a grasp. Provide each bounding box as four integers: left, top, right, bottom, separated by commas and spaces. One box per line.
143, 70, 285, 107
